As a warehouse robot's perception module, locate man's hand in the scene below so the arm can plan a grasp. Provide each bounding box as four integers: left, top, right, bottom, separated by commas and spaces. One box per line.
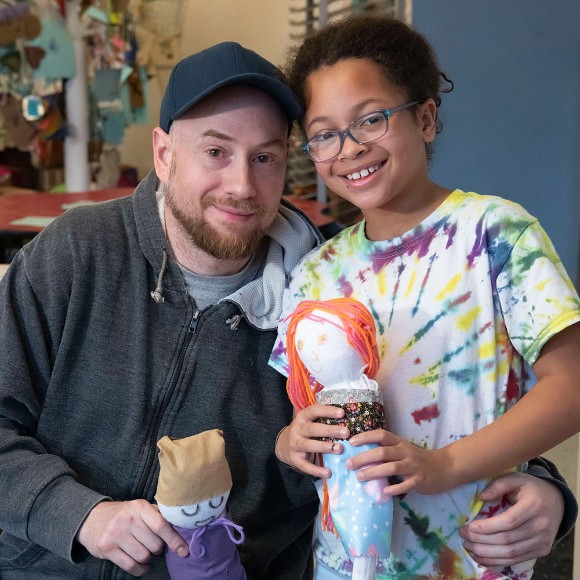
77, 500, 189, 576
459, 472, 564, 566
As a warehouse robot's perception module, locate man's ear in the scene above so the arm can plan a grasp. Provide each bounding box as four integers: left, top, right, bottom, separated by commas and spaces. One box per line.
153, 127, 173, 182
416, 99, 437, 144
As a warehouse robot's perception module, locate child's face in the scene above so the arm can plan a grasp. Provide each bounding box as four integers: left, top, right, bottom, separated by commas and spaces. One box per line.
303, 58, 438, 237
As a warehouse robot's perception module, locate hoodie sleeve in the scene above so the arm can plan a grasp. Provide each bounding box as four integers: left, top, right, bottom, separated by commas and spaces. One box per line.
525, 456, 577, 544
0, 246, 109, 562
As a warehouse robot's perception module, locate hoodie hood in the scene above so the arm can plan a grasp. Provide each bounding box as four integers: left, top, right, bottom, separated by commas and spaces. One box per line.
223, 198, 323, 330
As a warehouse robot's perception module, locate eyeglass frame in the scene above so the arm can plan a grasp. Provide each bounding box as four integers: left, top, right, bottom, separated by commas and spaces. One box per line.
301, 101, 419, 163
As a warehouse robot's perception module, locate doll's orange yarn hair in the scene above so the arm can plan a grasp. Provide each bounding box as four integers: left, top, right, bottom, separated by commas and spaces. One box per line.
285, 297, 379, 412
284, 298, 380, 534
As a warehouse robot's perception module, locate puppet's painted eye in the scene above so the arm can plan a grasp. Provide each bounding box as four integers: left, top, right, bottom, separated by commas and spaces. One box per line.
209, 496, 225, 509
317, 333, 328, 345
297, 339, 304, 351
181, 504, 200, 516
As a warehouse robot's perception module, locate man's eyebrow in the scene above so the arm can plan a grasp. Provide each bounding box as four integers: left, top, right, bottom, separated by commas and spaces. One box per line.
201, 130, 286, 149
202, 129, 234, 141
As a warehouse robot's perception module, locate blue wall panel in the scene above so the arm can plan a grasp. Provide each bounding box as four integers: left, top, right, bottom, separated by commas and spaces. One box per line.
413, 1, 580, 284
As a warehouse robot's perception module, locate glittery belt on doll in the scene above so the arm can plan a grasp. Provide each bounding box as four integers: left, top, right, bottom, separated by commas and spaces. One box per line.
316, 388, 386, 440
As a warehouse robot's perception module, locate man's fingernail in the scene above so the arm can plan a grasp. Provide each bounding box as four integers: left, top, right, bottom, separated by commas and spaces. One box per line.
177, 546, 189, 557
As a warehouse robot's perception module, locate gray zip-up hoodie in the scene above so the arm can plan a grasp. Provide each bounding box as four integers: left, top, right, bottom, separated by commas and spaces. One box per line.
0, 171, 323, 579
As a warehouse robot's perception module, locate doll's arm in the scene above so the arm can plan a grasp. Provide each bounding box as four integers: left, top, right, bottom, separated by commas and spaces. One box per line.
275, 404, 349, 477
348, 323, 580, 495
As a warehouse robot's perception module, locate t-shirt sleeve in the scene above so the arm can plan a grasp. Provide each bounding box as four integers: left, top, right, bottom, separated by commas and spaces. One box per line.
496, 219, 580, 365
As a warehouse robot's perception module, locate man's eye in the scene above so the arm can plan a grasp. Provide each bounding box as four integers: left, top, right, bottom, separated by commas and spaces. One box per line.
209, 496, 225, 509
256, 154, 271, 164
208, 149, 221, 157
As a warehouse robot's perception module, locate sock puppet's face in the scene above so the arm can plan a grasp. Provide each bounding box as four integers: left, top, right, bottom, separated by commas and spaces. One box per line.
158, 489, 230, 529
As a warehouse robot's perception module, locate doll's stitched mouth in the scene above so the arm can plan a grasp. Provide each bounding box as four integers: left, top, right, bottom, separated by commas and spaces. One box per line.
194, 516, 216, 527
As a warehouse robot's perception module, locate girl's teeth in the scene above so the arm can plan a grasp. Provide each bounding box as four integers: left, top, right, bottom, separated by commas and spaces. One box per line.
346, 164, 379, 180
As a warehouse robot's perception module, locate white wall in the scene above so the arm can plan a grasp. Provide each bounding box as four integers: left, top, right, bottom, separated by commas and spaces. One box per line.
119, 0, 293, 180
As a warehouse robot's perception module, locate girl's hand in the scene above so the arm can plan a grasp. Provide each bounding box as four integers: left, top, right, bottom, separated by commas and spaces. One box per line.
275, 404, 350, 478
347, 429, 453, 495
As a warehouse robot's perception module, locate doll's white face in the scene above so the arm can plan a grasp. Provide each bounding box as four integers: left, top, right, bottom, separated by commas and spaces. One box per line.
158, 489, 230, 529
294, 309, 367, 388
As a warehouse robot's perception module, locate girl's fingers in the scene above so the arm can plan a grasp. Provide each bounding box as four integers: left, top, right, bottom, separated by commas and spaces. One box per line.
349, 428, 399, 446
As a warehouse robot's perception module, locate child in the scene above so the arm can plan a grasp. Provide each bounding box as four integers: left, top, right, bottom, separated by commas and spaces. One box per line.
269, 15, 580, 579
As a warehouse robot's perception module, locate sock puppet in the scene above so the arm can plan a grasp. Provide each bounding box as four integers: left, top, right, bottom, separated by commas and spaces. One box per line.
155, 429, 246, 579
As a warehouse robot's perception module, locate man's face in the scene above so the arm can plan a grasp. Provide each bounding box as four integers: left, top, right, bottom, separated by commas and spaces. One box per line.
155, 85, 289, 261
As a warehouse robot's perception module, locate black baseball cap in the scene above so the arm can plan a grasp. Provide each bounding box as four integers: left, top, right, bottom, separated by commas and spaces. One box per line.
159, 41, 303, 133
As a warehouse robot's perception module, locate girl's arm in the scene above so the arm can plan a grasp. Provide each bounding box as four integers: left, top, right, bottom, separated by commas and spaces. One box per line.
348, 322, 580, 495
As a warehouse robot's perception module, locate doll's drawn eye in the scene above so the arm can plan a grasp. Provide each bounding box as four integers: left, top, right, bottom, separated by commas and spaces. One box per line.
296, 339, 304, 351
209, 496, 225, 509
181, 504, 200, 517
317, 333, 328, 345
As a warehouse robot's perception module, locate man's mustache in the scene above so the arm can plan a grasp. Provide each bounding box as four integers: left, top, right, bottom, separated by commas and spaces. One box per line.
201, 196, 266, 216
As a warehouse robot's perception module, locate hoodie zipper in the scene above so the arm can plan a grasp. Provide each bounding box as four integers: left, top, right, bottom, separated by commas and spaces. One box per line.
102, 309, 200, 579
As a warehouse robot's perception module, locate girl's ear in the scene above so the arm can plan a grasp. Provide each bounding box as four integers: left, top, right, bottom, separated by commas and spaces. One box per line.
416, 99, 437, 144
153, 126, 173, 182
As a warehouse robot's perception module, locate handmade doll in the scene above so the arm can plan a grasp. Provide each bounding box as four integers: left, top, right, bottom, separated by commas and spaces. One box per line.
155, 429, 247, 580
285, 298, 393, 580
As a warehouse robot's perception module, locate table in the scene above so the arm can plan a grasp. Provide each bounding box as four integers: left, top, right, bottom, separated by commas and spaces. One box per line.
0, 189, 333, 261
0, 188, 134, 261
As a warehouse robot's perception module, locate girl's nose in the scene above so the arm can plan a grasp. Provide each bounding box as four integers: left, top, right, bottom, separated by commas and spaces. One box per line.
338, 134, 369, 160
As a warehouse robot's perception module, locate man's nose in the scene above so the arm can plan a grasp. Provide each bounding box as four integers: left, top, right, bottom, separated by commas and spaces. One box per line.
224, 159, 256, 198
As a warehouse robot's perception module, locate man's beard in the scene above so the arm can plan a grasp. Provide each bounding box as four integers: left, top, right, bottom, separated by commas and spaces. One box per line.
165, 181, 275, 261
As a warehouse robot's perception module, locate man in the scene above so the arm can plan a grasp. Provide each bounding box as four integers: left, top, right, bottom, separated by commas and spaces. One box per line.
0, 42, 575, 579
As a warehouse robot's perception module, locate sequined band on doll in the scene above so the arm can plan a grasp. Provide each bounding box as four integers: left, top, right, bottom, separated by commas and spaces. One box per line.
317, 401, 386, 441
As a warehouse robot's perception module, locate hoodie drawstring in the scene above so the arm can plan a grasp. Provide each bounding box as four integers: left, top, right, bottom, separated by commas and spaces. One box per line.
150, 250, 168, 303
226, 314, 243, 330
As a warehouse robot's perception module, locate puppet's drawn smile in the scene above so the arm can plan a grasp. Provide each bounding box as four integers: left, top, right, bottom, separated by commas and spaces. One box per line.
194, 515, 216, 527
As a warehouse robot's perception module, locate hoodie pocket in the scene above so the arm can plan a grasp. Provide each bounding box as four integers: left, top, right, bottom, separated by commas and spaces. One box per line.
0, 531, 45, 570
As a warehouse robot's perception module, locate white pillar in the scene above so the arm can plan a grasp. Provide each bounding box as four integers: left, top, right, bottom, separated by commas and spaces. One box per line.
64, 0, 90, 192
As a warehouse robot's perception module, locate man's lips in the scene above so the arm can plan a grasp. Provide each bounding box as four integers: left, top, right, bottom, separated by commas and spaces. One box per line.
214, 204, 255, 217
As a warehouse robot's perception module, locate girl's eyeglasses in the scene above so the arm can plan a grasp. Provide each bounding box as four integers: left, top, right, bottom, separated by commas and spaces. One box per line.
302, 101, 418, 163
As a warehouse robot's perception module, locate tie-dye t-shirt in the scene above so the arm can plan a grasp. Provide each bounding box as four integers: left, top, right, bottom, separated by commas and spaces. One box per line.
269, 190, 580, 579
